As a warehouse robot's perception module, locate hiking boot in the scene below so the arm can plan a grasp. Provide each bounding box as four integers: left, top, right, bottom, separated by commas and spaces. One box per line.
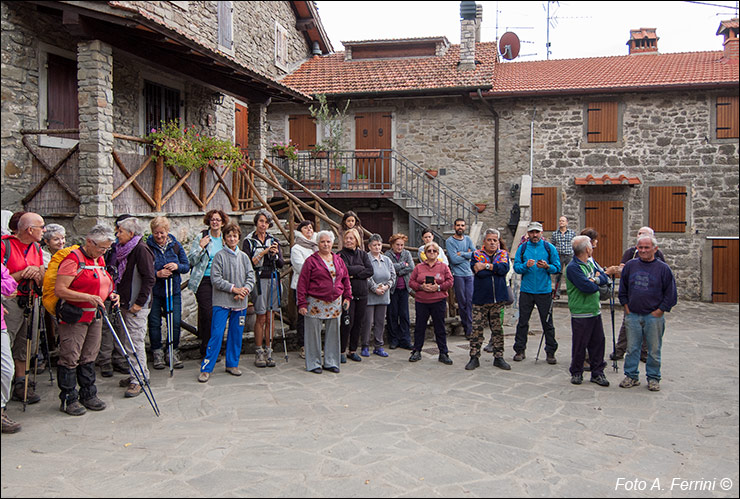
265, 349, 276, 367
546, 353, 557, 365
465, 356, 480, 370
482, 339, 495, 353
409, 350, 421, 362
299, 346, 306, 359
99, 363, 114, 378
225, 366, 242, 376
513, 351, 525, 362
119, 376, 132, 387
347, 352, 362, 362
647, 379, 660, 392
152, 349, 166, 370
254, 347, 267, 368
1, 409, 22, 433
124, 383, 142, 398
172, 349, 184, 369
80, 395, 107, 411
11, 380, 40, 405
198, 371, 210, 383
609, 352, 623, 361
60, 399, 87, 416
493, 357, 511, 370
590, 374, 610, 387
571, 373, 583, 385
438, 353, 453, 365
619, 376, 640, 388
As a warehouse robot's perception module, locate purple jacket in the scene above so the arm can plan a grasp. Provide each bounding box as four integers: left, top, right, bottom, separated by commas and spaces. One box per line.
2, 263, 18, 331
296, 252, 352, 310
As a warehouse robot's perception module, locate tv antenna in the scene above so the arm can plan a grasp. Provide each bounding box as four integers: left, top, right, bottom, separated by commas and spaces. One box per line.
543, 1, 592, 59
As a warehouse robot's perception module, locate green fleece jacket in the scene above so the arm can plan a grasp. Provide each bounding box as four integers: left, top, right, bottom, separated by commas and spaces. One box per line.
565, 256, 608, 318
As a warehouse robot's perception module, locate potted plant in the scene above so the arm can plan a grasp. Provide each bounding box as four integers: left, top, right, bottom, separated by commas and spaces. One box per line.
310, 94, 350, 185
310, 143, 329, 159
271, 140, 299, 160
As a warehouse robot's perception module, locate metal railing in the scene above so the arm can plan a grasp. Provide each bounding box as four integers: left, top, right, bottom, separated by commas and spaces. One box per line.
268, 149, 477, 230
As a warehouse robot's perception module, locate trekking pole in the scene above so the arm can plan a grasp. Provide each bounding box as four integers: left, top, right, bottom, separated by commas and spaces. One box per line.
34, 290, 54, 385
535, 290, 556, 364
610, 278, 618, 373
21, 290, 36, 412
273, 269, 288, 362
166, 277, 174, 377
31, 293, 43, 388
102, 306, 160, 417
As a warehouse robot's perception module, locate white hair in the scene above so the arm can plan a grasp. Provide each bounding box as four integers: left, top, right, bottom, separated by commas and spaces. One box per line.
117, 217, 143, 236
317, 230, 335, 244
572, 235, 592, 254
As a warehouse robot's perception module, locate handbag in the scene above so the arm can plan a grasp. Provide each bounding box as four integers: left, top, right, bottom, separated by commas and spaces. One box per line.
56, 299, 84, 324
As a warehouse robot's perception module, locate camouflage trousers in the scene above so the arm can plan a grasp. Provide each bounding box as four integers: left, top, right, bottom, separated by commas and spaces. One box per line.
470, 302, 505, 358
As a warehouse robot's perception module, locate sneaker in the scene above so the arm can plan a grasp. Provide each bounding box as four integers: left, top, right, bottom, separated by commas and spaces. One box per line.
340, 354, 347, 364
11, 380, 40, 404
619, 376, 640, 388
60, 399, 86, 416
647, 379, 660, 391
347, 352, 362, 362
546, 353, 557, 365
373, 348, 389, 358
172, 349, 184, 369
152, 349, 165, 370
299, 346, 306, 359
409, 350, 421, 362
399, 342, 414, 351
1, 409, 22, 433
100, 363, 114, 378
360, 347, 370, 357
493, 357, 511, 370
438, 353, 453, 365
590, 374, 610, 387
513, 352, 526, 362
254, 347, 267, 368
198, 371, 210, 383
80, 395, 107, 411
225, 367, 242, 376
265, 349, 276, 368
125, 383, 142, 398
119, 376, 132, 387
465, 356, 480, 370
482, 340, 494, 353
571, 373, 583, 385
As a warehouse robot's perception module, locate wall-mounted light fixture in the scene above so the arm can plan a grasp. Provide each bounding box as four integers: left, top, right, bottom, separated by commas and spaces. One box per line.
510, 183, 520, 199
212, 92, 225, 106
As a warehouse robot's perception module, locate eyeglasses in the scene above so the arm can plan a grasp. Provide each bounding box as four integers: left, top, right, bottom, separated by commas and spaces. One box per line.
426, 249, 439, 253
91, 240, 112, 253
210, 218, 223, 223
31, 225, 46, 230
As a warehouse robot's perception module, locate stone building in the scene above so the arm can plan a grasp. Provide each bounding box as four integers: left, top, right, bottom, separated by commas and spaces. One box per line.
267, 8, 739, 302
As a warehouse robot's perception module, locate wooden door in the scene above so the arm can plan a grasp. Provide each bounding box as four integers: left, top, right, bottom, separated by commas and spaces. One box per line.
354, 112, 392, 188
531, 187, 557, 232
712, 239, 739, 303
359, 211, 394, 245
235, 103, 248, 157
584, 201, 623, 268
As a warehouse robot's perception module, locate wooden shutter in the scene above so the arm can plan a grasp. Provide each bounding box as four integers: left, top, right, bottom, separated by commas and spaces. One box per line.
716, 96, 739, 139
587, 101, 618, 143
288, 115, 316, 150
235, 103, 248, 156
712, 239, 739, 303
649, 186, 687, 233
531, 187, 557, 231
47, 53, 79, 139
218, 1, 233, 49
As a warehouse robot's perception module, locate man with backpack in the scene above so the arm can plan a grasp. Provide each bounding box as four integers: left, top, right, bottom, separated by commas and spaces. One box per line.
1, 212, 45, 405
512, 222, 561, 364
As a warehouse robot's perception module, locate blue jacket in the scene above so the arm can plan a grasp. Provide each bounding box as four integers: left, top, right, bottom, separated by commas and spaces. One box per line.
446, 235, 475, 277
146, 234, 190, 298
513, 239, 560, 294
470, 249, 510, 305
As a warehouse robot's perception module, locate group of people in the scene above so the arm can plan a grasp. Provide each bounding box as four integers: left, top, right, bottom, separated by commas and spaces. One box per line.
1, 207, 677, 434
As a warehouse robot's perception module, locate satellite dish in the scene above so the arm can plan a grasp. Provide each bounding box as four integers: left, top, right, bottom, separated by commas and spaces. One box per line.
499, 31, 521, 60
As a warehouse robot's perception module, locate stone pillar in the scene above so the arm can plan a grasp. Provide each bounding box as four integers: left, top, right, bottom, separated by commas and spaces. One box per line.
248, 102, 269, 198
76, 39, 114, 230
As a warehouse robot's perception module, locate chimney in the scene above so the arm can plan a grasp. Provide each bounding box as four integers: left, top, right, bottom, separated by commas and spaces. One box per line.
717, 18, 739, 61
475, 4, 483, 43
459, 1, 478, 70
627, 28, 659, 55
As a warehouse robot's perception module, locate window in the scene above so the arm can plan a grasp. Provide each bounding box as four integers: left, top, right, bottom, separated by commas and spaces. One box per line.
275, 22, 289, 70
531, 187, 557, 232
39, 48, 79, 148
586, 101, 619, 143
144, 80, 181, 135
288, 115, 317, 150
218, 1, 233, 53
716, 96, 739, 139
649, 186, 687, 233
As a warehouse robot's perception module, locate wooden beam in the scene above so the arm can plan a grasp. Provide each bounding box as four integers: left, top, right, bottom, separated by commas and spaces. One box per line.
20, 136, 80, 203
166, 163, 204, 210
21, 141, 80, 205
154, 155, 164, 211
241, 175, 291, 242
110, 150, 156, 208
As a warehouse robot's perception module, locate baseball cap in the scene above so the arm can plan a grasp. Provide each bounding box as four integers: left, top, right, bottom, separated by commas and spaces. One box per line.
527, 221, 543, 232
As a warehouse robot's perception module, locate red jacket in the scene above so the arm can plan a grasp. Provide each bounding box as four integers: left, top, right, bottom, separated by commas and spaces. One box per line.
296, 252, 352, 310
409, 260, 454, 303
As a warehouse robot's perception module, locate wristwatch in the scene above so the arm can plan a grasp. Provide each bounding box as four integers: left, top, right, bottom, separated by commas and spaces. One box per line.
485, 263, 490, 270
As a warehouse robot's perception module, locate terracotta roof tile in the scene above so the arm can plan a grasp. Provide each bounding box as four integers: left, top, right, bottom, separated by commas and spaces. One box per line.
281, 42, 497, 95
575, 174, 641, 186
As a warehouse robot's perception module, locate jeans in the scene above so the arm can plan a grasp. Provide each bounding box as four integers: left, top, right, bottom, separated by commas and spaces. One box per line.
624, 312, 665, 381
453, 275, 474, 336
201, 307, 246, 373
148, 293, 182, 351
513, 292, 557, 355
387, 288, 411, 347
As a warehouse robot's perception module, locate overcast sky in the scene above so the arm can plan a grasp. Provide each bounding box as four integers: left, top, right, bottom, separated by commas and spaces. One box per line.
315, 1, 739, 61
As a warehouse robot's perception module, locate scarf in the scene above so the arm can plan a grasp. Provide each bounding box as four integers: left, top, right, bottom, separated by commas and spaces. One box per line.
115, 235, 142, 285
294, 233, 318, 252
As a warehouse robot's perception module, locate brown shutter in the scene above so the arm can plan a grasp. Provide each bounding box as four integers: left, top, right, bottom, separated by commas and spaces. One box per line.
712, 239, 739, 303
587, 101, 618, 143
47, 53, 79, 139
288, 114, 316, 150
649, 186, 687, 233
531, 187, 557, 231
235, 103, 248, 156
716, 96, 739, 139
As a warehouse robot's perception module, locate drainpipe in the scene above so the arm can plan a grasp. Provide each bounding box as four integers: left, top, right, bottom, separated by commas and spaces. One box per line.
477, 89, 499, 211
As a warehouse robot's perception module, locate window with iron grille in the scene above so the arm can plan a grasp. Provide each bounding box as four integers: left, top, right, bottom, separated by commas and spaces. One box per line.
144, 80, 181, 135
649, 186, 687, 233
586, 101, 619, 143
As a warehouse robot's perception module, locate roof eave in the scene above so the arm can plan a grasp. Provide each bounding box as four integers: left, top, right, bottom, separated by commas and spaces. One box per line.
476, 81, 740, 99
308, 85, 494, 100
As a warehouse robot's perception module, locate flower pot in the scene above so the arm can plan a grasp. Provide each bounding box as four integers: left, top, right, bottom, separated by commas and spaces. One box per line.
475, 203, 487, 213
329, 168, 343, 189
425, 169, 438, 179
348, 179, 370, 191
302, 179, 325, 190
311, 150, 328, 159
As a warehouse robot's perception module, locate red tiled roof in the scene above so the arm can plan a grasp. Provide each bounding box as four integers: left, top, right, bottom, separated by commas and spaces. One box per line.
717, 18, 739, 35
575, 175, 641, 186
487, 51, 739, 98
629, 28, 658, 40
281, 42, 497, 96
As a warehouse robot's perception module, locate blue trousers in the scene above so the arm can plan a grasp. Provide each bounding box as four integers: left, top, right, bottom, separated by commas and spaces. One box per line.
453, 275, 474, 336
624, 312, 665, 382
387, 288, 411, 347
200, 306, 245, 373
147, 293, 181, 350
